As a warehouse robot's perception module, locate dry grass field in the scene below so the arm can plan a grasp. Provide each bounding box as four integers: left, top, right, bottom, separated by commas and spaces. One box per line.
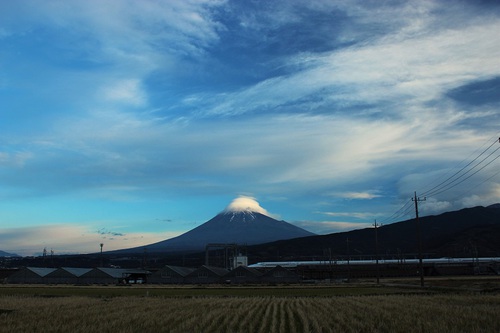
0, 280, 499, 333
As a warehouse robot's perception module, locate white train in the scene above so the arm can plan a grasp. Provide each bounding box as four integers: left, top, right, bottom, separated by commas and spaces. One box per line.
248, 257, 500, 268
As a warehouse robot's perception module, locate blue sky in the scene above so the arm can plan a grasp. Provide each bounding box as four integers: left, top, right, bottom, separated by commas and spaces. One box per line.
1, 0, 500, 256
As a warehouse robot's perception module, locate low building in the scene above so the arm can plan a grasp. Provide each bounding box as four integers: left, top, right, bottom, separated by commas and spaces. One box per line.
80, 268, 150, 285
7, 267, 57, 284
149, 265, 196, 284
261, 265, 300, 284
224, 265, 262, 284
5, 264, 302, 285
45, 267, 93, 284
185, 265, 229, 284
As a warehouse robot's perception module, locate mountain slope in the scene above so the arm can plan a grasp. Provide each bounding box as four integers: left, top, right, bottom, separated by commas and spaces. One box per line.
246, 204, 500, 260
113, 211, 315, 254
0, 250, 20, 257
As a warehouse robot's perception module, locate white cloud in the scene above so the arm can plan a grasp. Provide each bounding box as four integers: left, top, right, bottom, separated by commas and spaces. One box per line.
102, 79, 147, 106
195, 6, 500, 119
5, 104, 493, 203
19, 0, 223, 60
398, 143, 500, 214
332, 191, 382, 200
0, 151, 33, 168
1, 0, 499, 256
223, 196, 271, 216
0, 0, 226, 121
419, 197, 453, 215
0, 224, 181, 257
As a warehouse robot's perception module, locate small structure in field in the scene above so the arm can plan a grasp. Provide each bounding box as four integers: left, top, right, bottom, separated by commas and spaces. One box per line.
45, 267, 93, 284
224, 265, 262, 284
149, 265, 196, 284
185, 265, 229, 284
80, 268, 150, 285
261, 265, 300, 284
7, 267, 57, 284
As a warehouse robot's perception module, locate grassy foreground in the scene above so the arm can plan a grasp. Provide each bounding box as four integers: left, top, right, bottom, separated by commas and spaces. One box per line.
0, 283, 499, 333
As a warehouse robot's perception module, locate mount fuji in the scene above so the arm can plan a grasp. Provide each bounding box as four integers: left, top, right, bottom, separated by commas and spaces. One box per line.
113, 197, 315, 253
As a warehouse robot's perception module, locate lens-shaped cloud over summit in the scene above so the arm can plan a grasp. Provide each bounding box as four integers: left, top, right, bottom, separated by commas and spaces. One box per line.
223, 196, 271, 216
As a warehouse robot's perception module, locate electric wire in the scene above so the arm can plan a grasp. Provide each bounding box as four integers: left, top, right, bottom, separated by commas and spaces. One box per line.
424, 144, 500, 197
449, 164, 500, 203
428, 149, 500, 197
421, 136, 499, 197
377, 134, 499, 225
378, 199, 413, 224
415, 134, 499, 195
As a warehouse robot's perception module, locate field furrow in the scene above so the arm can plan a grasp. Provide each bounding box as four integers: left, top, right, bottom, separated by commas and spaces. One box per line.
0, 289, 499, 332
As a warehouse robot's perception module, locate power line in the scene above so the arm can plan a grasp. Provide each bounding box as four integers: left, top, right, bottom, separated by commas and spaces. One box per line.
379, 199, 413, 224
449, 166, 500, 203
424, 144, 500, 197
421, 136, 499, 197
416, 134, 499, 195
428, 149, 500, 197
378, 135, 500, 226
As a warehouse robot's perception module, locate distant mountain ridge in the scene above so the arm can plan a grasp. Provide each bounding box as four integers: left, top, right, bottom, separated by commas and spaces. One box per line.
10, 203, 497, 267
247, 204, 500, 260
111, 209, 315, 254
0, 250, 20, 257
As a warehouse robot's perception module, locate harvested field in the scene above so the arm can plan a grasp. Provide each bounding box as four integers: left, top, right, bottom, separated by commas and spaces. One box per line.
0, 282, 499, 332
0, 293, 499, 332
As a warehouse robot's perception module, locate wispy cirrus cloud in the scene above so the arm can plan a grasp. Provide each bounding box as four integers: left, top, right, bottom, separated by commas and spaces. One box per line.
1, 1, 500, 255
331, 191, 382, 200
102, 79, 147, 107
193, 16, 500, 119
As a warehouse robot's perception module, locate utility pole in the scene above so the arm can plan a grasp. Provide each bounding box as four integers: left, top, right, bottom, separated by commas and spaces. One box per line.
100, 243, 104, 267
412, 191, 426, 287
143, 247, 148, 269
346, 237, 350, 282
373, 220, 381, 285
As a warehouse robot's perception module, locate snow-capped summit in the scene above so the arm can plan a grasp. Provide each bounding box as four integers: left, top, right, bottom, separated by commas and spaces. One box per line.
112, 196, 315, 253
